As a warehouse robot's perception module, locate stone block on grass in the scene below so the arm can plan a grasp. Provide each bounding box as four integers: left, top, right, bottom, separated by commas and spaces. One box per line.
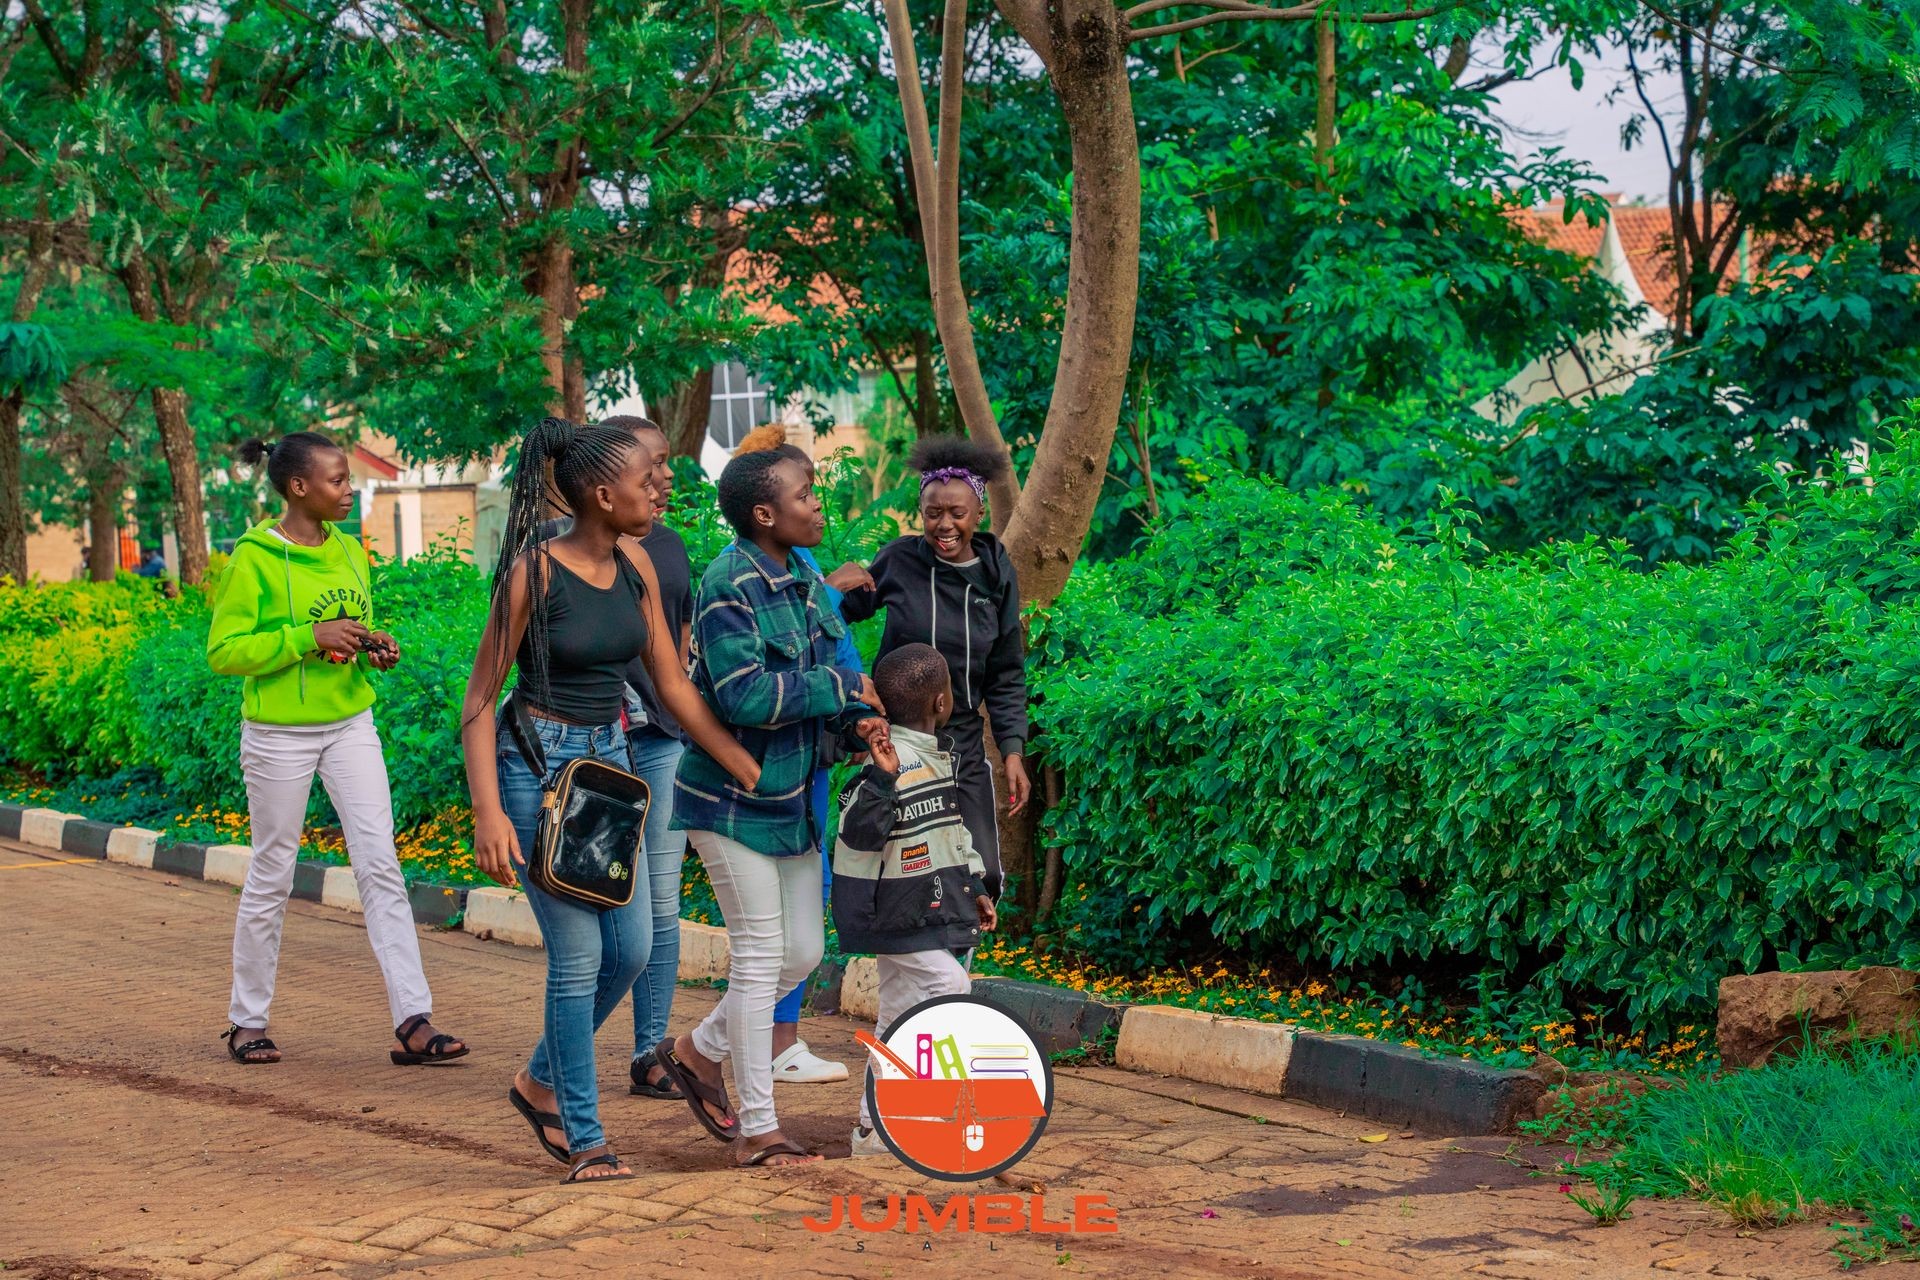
0, 803, 23, 840
20, 808, 78, 850
320, 866, 363, 913
152, 841, 208, 879
60, 819, 116, 859
677, 921, 730, 981
1116, 1004, 1295, 1094
1284, 1033, 1538, 1134
973, 977, 1126, 1058
840, 956, 879, 1022
408, 881, 467, 927
107, 827, 162, 868
203, 844, 255, 886
465, 886, 541, 948
1718, 967, 1920, 1069
291, 860, 328, 902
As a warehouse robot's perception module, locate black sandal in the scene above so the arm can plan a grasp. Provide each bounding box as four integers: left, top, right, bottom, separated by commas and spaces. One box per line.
740, 1139, 817, 1168
508, 1086, 570, 1164
653, 1038, 740, 1143
630, 1055, 682, 1099
391, 1013, 469, 1066
565, 1151, 635, 1183
223, 1024, 280, 1064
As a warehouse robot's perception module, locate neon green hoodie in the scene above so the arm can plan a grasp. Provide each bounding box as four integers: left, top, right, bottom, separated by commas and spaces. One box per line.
207, 521, 379, 724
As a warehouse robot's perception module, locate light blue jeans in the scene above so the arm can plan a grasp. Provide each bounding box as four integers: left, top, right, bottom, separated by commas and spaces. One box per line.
498, 713, 649, 1156
627, 728, 686, 1061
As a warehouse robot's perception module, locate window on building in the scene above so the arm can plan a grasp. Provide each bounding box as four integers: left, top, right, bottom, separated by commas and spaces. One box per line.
707, 361, 771, 452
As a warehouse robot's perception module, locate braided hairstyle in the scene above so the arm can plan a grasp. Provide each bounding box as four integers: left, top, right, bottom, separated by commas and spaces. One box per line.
238, 432, 342, 497
484, 416, 643, 714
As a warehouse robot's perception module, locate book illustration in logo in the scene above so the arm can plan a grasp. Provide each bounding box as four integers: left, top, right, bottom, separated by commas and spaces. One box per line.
857, 995, 1053, 1181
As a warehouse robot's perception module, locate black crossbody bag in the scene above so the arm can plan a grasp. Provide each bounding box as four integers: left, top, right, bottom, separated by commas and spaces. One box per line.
504, 690, 650, 911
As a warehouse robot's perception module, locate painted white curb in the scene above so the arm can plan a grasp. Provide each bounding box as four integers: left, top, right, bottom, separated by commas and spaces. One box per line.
465, 886, 541, 948
840, 956, 879, 1022
106, 827, 161, 868
20, 808, 79, 850
320, 865, 364, 913
1116, 1004, 1297, 1096
203, 844, 254, 886
677, 921, 731, 981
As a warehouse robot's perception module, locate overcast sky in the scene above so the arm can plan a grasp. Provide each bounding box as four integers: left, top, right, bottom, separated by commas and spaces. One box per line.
1488, 40, 1681, 205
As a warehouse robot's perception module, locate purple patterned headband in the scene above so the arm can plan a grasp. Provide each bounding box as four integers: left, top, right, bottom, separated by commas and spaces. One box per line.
921, 467, 987, 503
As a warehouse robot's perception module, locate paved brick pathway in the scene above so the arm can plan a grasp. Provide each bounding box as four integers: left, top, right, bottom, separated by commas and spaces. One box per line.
0, 840, 1851, 1278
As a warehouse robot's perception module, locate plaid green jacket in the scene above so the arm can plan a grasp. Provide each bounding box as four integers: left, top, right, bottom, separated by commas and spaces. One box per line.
672, 538, 869, 857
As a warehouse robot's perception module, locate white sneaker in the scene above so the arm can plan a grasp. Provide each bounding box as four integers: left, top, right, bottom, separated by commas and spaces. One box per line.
772, 1039, 849, 1084
850, 1124, 890, 1158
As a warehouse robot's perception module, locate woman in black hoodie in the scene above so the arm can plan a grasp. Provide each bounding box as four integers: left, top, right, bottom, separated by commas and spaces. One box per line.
841, 438, 1030, 899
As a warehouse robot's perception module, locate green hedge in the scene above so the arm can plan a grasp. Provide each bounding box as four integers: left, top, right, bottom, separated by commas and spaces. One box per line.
1030, 429, 1920, 1030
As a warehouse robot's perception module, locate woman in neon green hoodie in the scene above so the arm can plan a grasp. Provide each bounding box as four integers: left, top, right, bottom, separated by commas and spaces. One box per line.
208, 432, 467, 1068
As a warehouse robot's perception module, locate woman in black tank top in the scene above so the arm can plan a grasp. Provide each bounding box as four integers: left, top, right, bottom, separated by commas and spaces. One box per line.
460, 417, 760, 1184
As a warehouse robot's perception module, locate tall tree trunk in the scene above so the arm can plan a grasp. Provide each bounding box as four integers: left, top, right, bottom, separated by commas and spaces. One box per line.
0, 215, 57, 583
911, 329, 939, 437
999, 0, 1139, 607
655, 367, 715, 459
119, 257, 210, 585
532, 234, 586, 419
87, 479, 119, 581
1314, 15, 1337, 190
881, 0, 1021, 524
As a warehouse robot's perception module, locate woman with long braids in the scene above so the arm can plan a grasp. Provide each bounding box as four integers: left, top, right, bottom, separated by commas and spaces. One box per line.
841, 437, 1031, 904
209, 432, 466, 1067
460, 417, 761, 1184
652, 448, 888, 1168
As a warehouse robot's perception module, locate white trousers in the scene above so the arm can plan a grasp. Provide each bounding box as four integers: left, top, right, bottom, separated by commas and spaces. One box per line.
687, 831, 825, 1138
859, 950, 972, 1131
229, 710, 432, 1031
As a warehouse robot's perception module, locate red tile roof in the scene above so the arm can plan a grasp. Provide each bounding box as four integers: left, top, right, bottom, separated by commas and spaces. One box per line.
1524, 199, 1743, 326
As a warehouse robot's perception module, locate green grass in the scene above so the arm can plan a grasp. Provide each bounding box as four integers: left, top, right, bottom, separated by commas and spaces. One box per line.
1532, 1037, 1920, 1265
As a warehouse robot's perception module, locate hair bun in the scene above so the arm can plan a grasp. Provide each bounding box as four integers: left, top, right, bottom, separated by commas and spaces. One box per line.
536, 416, 580, 459
237, 438, 275, 467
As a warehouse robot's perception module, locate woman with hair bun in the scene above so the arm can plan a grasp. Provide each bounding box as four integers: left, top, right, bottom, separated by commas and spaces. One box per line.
459, 416, 761, 1183
209, 431, 467, 1069
841, 436, 1030, 904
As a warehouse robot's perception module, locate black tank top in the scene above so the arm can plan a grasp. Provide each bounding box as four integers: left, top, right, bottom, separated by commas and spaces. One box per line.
517, 549, 649, 725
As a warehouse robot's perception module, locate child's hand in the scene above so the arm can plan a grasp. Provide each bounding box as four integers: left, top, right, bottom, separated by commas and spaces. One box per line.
869, 732, 899, 775
975, 895, 997, 932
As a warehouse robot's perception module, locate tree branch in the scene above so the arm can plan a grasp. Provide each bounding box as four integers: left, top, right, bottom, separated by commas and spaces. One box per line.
20, 0, 78, 88
1127, 0, 1457, 43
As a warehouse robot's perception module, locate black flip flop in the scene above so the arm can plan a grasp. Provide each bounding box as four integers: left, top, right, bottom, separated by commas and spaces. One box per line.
740, 1139, 817, 1168
565, 1151, 636, 1183
653, 1038, 740, 1143
222, 1024, 280, 1065
630, 1055, 682, 1099
508, 1086, 570, 1164
391, 1013, 470, 1066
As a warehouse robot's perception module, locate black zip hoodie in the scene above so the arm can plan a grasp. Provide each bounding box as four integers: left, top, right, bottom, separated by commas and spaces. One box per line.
841, 531, 1029, 757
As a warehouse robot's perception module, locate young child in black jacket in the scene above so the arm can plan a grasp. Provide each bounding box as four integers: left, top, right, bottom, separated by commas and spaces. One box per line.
834, 643, 997, 1157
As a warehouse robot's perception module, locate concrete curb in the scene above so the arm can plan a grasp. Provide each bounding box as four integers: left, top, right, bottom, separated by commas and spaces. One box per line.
1, 800, 1538, 1133
21, 807, 79, 850
1117, 1004, 1295, 1094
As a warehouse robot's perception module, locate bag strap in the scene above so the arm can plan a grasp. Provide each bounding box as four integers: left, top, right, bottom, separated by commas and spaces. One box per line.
505, 687, 553, 785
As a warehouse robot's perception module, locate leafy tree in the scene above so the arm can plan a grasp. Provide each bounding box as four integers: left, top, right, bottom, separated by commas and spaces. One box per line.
245, 0, 792, 460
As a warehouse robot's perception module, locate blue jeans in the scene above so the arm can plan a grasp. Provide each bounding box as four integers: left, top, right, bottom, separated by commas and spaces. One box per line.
772, 766, 834, 1025
627, 729, 686, 1060
498, 714, 649, 1156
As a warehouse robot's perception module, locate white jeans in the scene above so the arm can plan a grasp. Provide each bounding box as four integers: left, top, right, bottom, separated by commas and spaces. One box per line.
687, 831, 825, 1139
859, 950, 972, 1131
230, 711, 432, 1031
